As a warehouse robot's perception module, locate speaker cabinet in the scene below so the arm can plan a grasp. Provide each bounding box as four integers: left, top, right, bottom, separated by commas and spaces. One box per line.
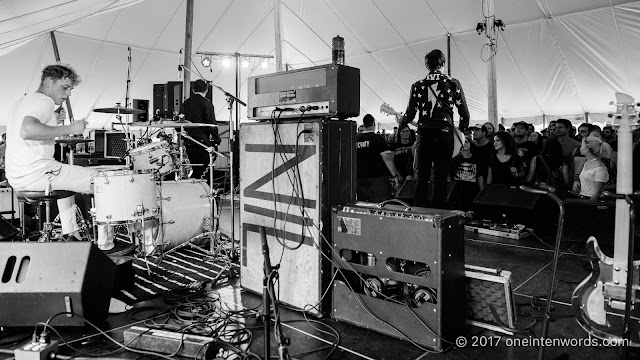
154, 82, 214, 118
239, 118, 356, 315
132, 99, 149, 122
0, 242, 116, 326
473, 184, 543, 228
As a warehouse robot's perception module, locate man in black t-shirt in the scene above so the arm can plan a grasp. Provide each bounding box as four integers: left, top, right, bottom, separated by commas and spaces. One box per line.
357, 114, 403, 202
513, 121, 537, 173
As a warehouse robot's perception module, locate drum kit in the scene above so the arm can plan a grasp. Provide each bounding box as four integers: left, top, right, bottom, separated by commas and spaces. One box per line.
55, 104, 229, 259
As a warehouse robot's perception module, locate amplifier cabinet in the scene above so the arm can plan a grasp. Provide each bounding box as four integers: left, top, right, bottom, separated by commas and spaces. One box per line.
331, 202, 465, 351
247, 64, 360, 120
239, 118, 356, 315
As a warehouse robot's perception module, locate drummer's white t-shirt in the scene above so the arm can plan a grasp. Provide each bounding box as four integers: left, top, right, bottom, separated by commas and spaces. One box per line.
5, 93, 59, 189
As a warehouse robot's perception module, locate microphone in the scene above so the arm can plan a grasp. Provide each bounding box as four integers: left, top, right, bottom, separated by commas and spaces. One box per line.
178, 49, 183, 78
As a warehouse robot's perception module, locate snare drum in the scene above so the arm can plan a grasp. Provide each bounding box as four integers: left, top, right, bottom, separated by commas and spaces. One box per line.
130, 141, 176, 175
92, 170, 158, 224
144, 180, 216, 253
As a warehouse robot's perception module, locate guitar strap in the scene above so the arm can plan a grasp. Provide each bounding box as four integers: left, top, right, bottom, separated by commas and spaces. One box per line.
426, 83, 464, 148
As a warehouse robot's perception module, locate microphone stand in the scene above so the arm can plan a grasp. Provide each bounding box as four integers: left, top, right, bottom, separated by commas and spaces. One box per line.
259, 226, 291, 360
123, 47, 133, 167
179, 65, 244, 260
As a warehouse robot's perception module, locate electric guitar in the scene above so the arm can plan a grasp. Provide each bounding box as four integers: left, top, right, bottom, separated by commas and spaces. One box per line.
379, 103, 464, 158
571, 93, 640, 345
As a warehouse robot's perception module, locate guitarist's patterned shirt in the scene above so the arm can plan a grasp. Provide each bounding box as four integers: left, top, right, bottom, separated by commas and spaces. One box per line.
400, 70, 469, 133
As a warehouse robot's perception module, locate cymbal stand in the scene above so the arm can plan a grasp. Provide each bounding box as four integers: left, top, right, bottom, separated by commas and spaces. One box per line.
178, 126, 186, 180
179, 65, 245, 259
180, 130, 228, 257
114, 106, 134, 167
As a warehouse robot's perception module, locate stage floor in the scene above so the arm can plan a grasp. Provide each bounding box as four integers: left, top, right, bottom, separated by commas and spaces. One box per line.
0, 203, 637, 360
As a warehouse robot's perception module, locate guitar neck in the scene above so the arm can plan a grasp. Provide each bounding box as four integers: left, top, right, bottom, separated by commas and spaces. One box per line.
612, 93, 635, 285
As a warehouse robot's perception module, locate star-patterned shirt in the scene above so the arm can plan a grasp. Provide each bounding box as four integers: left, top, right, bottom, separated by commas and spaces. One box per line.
400, 70, 470, 132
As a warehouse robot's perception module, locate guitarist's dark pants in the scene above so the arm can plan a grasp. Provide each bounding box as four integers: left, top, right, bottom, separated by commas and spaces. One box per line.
414, 124, 454, 209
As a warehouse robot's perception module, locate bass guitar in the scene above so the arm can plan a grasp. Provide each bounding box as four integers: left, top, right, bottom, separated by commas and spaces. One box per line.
571, 92, 640, 346
379, 103, 464, 158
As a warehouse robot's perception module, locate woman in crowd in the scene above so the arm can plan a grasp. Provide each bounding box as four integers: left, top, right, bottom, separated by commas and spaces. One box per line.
528, 131, 544, 154
525, 137, 569, 194
577, 136, 609, 200
588, 129, 616, 190
449, 135, 485, 210
487, 131, 525, 185
390, 125, 415, 179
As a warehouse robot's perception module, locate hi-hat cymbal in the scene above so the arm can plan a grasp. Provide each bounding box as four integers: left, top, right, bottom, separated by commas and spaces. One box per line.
93, 104, 145, 115
55, 137, 95, 145
130, 121, 218, 128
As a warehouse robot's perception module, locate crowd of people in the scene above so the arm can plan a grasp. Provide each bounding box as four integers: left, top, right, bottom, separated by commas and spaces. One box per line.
357, 114, 620, 211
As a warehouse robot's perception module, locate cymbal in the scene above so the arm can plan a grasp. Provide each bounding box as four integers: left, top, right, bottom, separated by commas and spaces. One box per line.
93, 104, 145, 115
55, 137, 95, 145
130, 121, 218, 128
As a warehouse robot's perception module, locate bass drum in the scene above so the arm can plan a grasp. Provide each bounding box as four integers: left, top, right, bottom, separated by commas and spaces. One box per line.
154, 180, 217, 252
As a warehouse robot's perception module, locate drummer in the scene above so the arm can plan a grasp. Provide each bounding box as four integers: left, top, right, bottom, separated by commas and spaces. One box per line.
180, 79, 221, 179
5, 64, 125, 253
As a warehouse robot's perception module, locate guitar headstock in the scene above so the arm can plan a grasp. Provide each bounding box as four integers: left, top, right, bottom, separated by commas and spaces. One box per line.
379, 103, 399, 117
609, 93, 638, 128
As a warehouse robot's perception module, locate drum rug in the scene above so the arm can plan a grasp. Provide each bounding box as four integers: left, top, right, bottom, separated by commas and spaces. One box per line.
114, 244, 239, 305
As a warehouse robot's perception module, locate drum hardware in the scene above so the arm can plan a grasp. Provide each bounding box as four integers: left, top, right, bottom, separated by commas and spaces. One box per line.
177, 130, 228, 255
55, 137, 94, 165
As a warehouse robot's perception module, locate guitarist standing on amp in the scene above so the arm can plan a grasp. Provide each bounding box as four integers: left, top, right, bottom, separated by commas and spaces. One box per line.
396, 49, 470, 209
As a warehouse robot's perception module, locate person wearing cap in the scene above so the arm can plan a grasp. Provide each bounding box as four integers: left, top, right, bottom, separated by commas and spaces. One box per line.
470, 123, 492, 186
513, 121, 537, 174
357, 114, 403, 202
395, 49, 469, 209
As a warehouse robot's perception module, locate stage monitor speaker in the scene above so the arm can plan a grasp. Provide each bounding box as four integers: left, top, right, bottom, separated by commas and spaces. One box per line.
132, 99, 149, 122
239, 118, 356, 315
473, 184, 540, 210
473, 184, 542, 227
0, 242, 116, 327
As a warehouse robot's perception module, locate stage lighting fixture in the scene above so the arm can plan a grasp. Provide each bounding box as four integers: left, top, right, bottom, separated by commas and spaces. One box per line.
241, 58, 250, 68
201, 56, 212, 68
260, 58, 269, 69
221, 57, 232, 67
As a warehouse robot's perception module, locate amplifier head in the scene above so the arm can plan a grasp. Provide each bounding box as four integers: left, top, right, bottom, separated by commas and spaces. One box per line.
247, 64, 360, 120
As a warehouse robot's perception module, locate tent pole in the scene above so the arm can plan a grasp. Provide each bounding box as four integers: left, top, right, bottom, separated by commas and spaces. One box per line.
484, 0, 498, 128
183, 0, 194, 101
274, 0, 283, 72
49, 31, 75, 122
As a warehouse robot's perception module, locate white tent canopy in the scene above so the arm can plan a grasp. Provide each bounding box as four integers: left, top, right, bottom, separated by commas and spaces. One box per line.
1, 0, 639, 131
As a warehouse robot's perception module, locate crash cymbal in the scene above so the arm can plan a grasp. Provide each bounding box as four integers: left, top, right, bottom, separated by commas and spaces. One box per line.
130, 121, 218, 128
93, 104, 145, 115
55, 137, 95, 145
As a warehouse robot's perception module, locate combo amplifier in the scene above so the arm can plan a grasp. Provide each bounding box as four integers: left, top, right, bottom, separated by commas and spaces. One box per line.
93, 130, 127, 158
247, 64, 360, 120
331, 202, 465, 351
